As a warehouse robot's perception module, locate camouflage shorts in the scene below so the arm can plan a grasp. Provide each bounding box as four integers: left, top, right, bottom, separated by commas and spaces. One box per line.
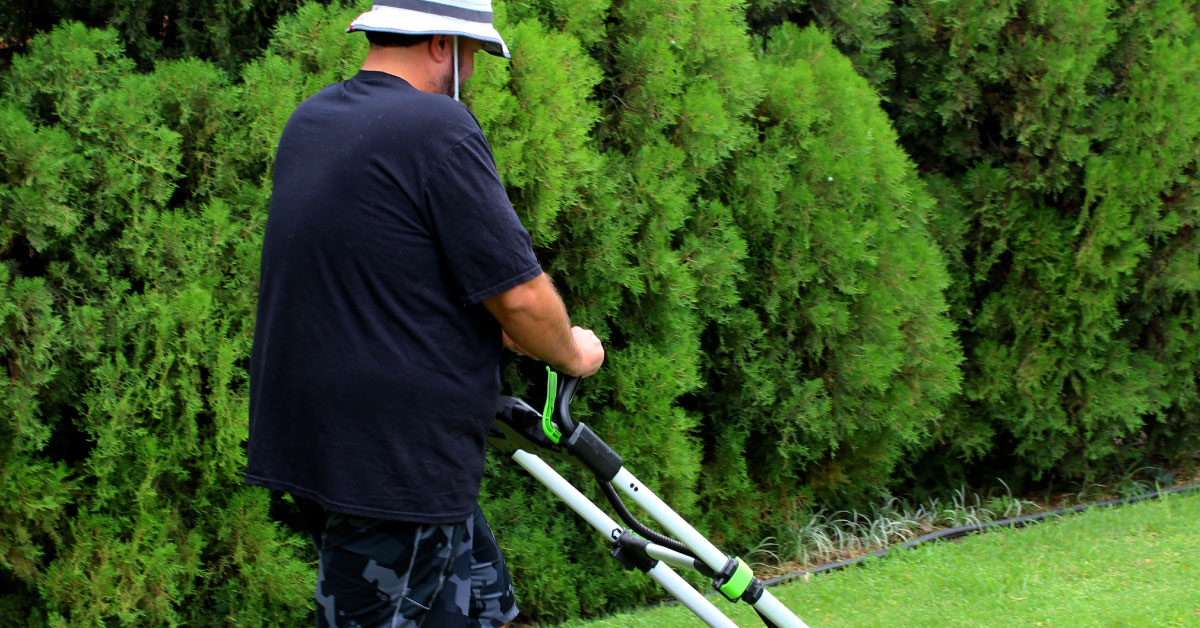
308, 502, 518, 628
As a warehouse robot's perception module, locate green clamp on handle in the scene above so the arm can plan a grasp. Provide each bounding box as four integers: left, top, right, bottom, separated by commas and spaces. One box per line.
541, 367, 562, 444
714, 557, 758, 603
541, 367, 584, 445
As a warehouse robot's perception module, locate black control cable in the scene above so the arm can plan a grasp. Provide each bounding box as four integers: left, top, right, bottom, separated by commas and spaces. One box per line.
597, 480, 705, 567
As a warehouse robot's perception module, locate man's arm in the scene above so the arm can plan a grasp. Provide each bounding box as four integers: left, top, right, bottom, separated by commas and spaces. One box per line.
483, 272, 604, 377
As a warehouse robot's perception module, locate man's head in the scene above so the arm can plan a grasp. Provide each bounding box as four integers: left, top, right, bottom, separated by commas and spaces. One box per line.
363, 31, 484, 98
350, 1, 507, 100
348, 0, 510, 58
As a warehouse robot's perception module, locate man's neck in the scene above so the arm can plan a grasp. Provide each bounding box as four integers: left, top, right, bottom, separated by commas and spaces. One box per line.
361, 46, 435, 93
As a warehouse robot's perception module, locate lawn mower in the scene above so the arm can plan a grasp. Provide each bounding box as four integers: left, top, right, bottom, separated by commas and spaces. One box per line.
488, 368, 811, 628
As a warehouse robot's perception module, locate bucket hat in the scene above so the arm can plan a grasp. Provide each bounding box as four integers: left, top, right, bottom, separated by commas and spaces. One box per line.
348, 0, 510, 59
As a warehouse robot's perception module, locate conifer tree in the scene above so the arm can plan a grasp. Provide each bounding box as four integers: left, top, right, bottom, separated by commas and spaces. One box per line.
0, 18, 332, 625
694, 23, 962, 542
870, 0, 1200, 483
756, 0, 1200, 486
0, 0, 321, 72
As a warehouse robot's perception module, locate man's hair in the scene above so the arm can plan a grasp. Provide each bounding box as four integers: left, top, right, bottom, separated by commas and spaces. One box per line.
365, 31, 435, 48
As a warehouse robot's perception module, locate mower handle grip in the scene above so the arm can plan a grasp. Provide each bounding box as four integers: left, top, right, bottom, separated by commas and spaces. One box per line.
552, 373, 581, 436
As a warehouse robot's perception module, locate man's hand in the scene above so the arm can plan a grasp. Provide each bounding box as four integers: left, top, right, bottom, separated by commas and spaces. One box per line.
485, 273, 605, 378
568, 326, 604, 377
502, 326, 603, 377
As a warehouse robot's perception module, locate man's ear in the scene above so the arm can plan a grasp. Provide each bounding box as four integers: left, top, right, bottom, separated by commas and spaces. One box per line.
428, 34, 453, 64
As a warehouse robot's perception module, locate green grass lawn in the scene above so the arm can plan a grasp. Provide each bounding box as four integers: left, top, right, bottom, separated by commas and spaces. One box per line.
551, 490, 1200, 627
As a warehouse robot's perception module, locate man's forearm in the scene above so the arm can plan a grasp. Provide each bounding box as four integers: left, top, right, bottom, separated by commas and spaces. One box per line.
483, 273, 602, 377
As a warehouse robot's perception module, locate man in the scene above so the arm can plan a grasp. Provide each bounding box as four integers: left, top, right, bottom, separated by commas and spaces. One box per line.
245, 1, 605, 626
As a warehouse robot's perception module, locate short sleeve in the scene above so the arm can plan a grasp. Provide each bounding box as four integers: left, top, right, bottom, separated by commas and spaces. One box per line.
424, 132, 543, 305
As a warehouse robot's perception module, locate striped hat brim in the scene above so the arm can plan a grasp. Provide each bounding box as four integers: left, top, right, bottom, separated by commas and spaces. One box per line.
347, 3, 510, 59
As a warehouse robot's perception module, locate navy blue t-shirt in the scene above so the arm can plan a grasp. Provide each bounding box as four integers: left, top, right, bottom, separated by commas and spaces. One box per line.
246, 70, 542, 523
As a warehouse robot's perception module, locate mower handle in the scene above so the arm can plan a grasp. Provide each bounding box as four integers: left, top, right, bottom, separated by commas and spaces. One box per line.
552, 372, 581, 436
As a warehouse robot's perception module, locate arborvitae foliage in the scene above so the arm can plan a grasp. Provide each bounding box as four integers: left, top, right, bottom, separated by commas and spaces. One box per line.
0, 0, 323, 72
900, 0, 1200, 484
746, 0, 896, 90
0, 17, 329, 626
786, 0, 1200, 487
696, 23, 961, 543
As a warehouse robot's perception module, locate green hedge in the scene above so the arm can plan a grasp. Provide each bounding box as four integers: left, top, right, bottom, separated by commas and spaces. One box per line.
0, 0, 320, 72
1, 0, 1196, 624
795, 0, 1200, 485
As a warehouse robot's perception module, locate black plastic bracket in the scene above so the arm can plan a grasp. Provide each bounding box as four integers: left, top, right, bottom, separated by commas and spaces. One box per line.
609, 529, 656, 573
741, 578, 765, 605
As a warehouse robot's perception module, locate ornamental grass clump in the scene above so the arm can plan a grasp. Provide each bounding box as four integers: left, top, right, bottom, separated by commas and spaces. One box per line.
793, 486, 1038, 567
